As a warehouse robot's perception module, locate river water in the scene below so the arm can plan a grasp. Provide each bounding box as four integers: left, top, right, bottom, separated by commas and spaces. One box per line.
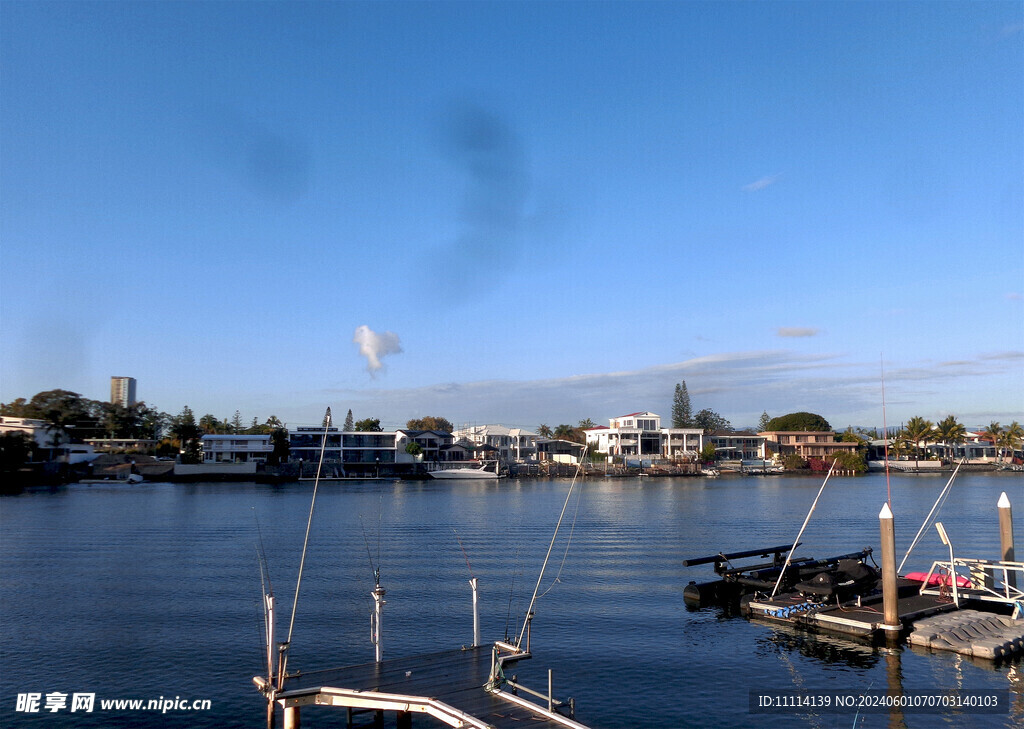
1, 472, 1021, 728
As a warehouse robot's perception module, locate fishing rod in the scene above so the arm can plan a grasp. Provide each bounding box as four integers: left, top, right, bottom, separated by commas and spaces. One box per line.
897, 458, 964, 574
770, 458, 838, 598
253, 508, 275, 684
515, 446, 587, 650
278, 406, 331, 687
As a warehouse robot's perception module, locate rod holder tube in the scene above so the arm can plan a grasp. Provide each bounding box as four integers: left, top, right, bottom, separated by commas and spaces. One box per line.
372, 585, 386, 663
283, 706, 300, 729
470, 577, 480, 647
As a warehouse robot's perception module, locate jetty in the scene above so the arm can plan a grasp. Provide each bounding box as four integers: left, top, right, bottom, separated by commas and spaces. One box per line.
261, 643, 587, 729
255, 408, 595, 728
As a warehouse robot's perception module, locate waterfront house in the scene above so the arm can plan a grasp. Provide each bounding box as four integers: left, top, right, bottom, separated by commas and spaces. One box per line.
708, 431, 767, 460
396, 429, 453, 462
1, 416, 55, 451
0, 416, 98, 463
451, 424, 538, 462
288, 426, 399, 468
439, 442, 472, 462
585, 412, 704, 461
85, 437, 158, 454
758, 430, 860, 460
287, 427, 462, 474
201, 434, 273, 463
537, 438, 587, 464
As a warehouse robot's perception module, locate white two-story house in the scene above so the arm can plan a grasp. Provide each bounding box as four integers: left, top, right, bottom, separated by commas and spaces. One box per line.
585, 412, 704, 461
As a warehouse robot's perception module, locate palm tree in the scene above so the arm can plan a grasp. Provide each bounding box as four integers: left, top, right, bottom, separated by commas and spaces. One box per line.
984, 422, 1003, 463
901, 416, 934, 471
1002, 421, 1023, 464
934, 415, 967, 463
887, 437, 908, 462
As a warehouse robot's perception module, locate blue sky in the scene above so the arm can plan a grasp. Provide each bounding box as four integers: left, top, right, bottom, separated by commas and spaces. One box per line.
2, 1, 1022, 432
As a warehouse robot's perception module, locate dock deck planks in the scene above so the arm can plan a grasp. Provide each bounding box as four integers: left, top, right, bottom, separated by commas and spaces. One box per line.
280, 645, 585, 728
746, 579, 958, 638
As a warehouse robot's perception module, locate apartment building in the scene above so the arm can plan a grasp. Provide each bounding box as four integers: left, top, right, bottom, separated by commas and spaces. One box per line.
110, 376, 137, 408
287, 427, 454, 467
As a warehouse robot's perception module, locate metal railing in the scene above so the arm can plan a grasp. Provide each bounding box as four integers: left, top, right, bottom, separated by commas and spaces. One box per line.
918, 557, 1024, 611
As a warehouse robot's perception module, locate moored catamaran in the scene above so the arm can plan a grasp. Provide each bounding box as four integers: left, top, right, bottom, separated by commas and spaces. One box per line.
253, 408, 594, 728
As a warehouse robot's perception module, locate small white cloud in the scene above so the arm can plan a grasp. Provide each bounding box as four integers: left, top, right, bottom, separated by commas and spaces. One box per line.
777, 327, 819, 338
742, 174, 782, 192
353, 325, 403, 375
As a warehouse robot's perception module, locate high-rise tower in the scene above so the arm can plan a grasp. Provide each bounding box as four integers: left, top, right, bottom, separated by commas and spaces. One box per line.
110, 376, 137, 407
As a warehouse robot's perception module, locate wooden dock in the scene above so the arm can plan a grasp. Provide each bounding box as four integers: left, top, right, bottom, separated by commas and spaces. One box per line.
745, 578, 958, 638
271, 645, 589, 729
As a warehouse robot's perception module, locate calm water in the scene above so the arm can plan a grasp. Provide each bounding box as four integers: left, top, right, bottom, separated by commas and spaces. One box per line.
1, 472, 1021, 728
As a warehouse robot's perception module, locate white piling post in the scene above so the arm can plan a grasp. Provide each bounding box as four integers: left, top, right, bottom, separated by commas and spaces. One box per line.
999, 492, 1016, 589
879, 503, 901, 635
372, 584, 386, 663
470, 577, 480, 647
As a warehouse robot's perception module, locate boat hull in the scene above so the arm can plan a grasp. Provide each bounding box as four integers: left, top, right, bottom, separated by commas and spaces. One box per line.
428, 468, 501, 480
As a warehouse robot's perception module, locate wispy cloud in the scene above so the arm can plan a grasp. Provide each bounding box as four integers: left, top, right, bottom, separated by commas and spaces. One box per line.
1000, 22, 1024, 38
305, 349, 1024, 432
777, 327, 819, 338
742, 174, 782, 192
352, 325, 403, 376
1006, 292, 1022, 301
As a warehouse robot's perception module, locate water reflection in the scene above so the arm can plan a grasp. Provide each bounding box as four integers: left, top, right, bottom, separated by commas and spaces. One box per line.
755, 624, 879, 669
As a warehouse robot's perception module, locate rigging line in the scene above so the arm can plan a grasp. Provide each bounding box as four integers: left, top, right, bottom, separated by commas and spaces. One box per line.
360, 515, 378, 581
881, 355, 892, 507
503, 548, 520, 641
281, 406, 332, 680
516, 445, 588, 648
454, 528, 474, 580
252, 591, 270, 660
253, 509, 276, 683
537, 477, 585, 599
253, 507, 273, 595
770, 458, 838, 599
898, 458, 965, 574
255, 552, 269, 638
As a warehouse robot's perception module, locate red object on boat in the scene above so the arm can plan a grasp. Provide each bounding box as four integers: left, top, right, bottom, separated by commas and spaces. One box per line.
904, 571, 972, 588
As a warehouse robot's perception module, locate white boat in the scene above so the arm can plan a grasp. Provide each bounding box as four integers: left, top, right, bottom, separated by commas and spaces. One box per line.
429, 462, 503, 479
79, 473, 144, 484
